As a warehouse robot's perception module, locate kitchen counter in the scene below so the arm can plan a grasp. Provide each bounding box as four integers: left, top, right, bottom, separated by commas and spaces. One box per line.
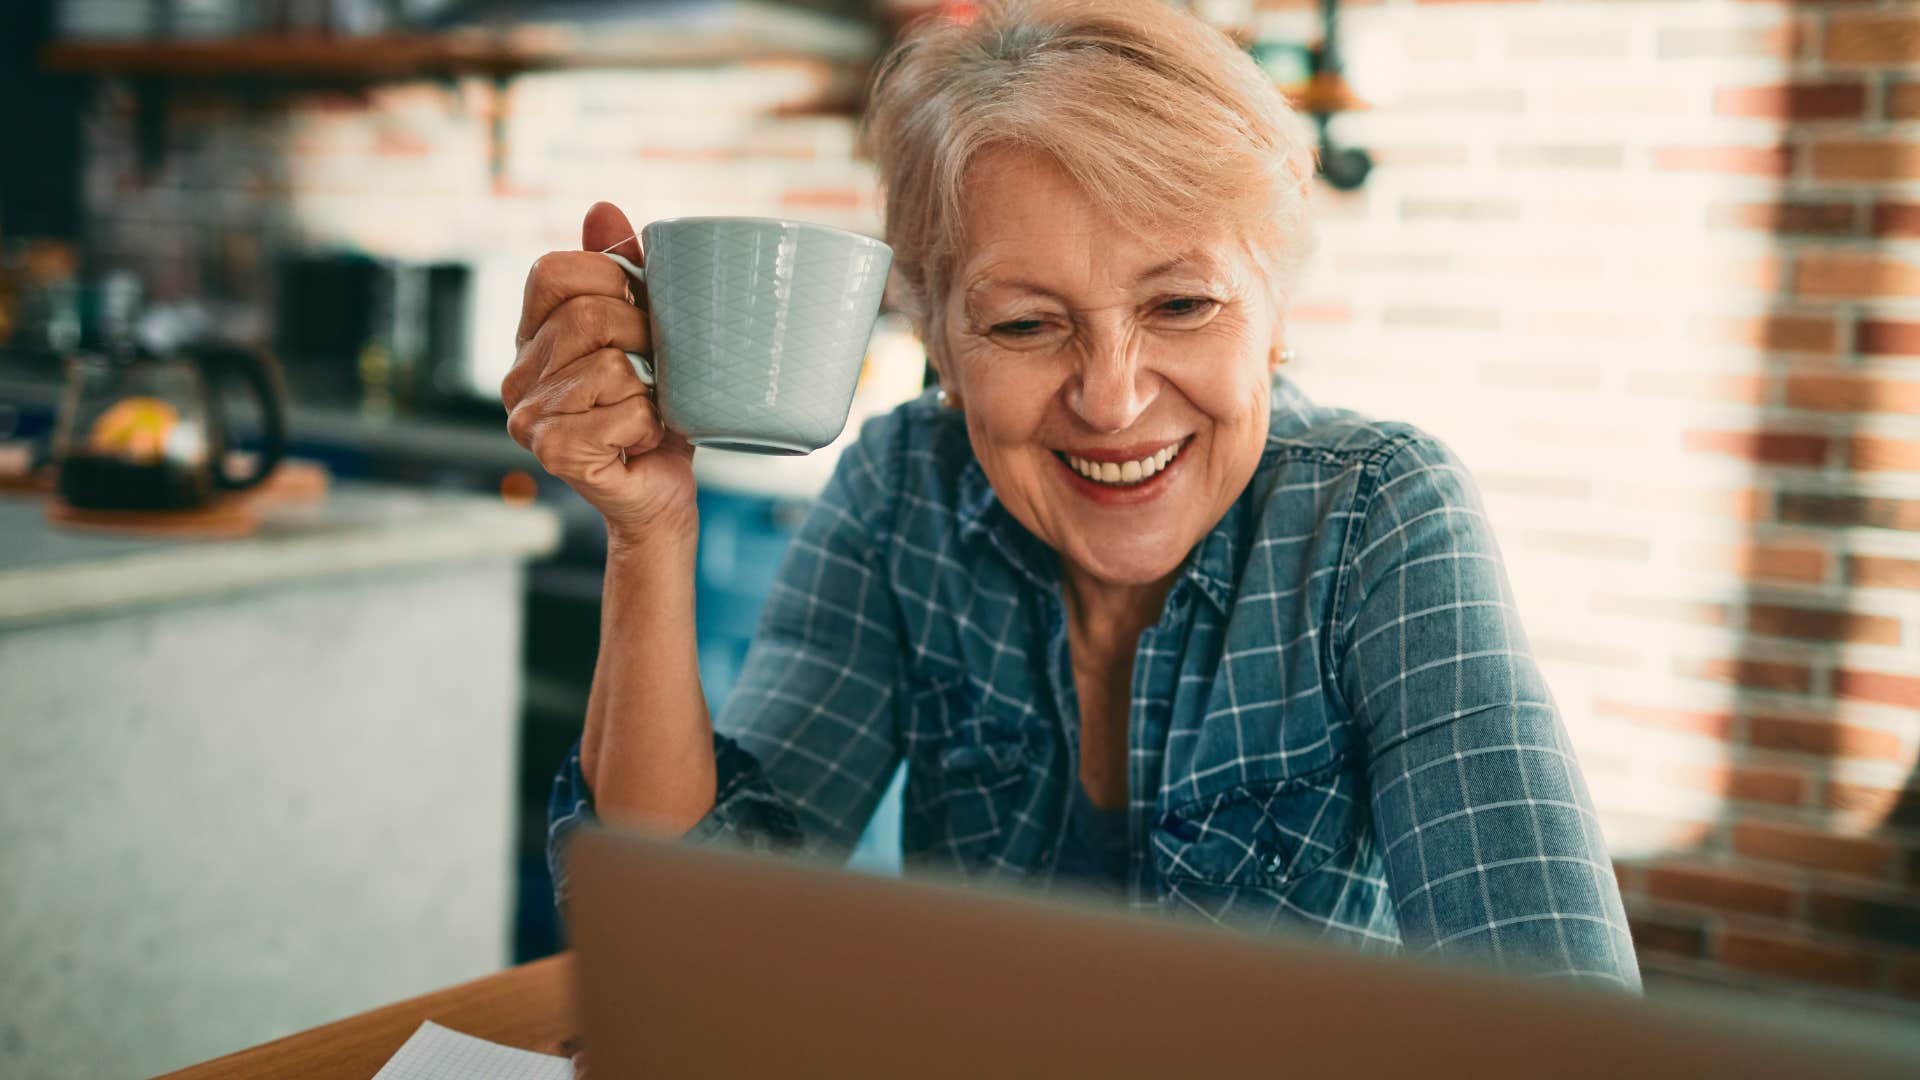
0, 484, 560, 1079
0, 483, 558, 626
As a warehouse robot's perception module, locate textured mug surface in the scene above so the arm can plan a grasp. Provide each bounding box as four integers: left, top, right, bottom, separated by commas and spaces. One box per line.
640, 217, 892, 455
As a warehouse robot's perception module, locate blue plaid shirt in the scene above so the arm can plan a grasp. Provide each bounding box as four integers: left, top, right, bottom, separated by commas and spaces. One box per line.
551, 376, 1641, 988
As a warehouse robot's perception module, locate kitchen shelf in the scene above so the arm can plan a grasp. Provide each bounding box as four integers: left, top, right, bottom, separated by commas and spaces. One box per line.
42, 30, 874, 80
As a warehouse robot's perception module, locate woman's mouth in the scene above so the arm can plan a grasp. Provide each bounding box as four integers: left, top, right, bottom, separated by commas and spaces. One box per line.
1051, 437, 1190, 502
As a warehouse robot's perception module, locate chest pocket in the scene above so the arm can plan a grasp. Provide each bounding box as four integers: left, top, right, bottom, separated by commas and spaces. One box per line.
900, 677, 1037, 869
1150, 756, 1362, 896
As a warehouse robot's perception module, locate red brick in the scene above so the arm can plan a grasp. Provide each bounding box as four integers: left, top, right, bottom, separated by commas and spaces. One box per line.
1851, 555, 1920, 590
1792, 253, 1920, 299
1677, 656, 1813, 694
1627, 912, 1709, 959
1859, 318, 1920, 357
1811, 140, 1920, 182
1891, 82, 1920, 121
1874, 202, 1920, 239
1726, 768, 1809, 806
1593, 699, 1734, 740
1683, 430, 1830, 467
1681, 541, 1829, 585
1718, 929, 1882, 989
1850, 437, 1920, 472
1645, 864, 1798, 917
1824, 14, 1920, 67
1707, 200, 1857, 237
1747, 603, 1902, 646
1734, 821, 1895, 878
1714, 82, 1867, 121
1748, 715, 1906, 762
1825, 782, 1920, 829
1652, 145, 1794, 177
1836, 669, 1920, 709
1783, 373, 1920, 413
1694, 313, 1837, 354
1808, 891, 1920, 948
1667, 762, 1807, 807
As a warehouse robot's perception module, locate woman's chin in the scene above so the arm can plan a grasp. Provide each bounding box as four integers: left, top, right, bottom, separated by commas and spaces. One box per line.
1058, 536, 1187, 592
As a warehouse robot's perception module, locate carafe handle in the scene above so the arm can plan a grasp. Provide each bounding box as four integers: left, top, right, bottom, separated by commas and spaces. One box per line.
193, 345, 289, 491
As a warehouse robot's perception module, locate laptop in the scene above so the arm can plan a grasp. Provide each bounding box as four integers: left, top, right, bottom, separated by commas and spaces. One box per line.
566, 826, 1919, 1079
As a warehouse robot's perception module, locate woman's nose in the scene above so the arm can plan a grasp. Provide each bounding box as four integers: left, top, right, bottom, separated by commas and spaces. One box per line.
1066, 342, 1153, 434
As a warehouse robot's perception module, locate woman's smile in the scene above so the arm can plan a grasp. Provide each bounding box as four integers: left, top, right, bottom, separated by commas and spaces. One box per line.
1051, 436, 1192, 505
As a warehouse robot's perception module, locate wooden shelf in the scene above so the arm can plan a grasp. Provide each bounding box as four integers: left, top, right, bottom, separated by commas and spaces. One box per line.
42, 29, 875, 80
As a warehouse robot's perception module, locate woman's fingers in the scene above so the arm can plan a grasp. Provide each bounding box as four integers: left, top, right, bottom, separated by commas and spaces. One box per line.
582, 201, 641, 262
516, 249, 635, 346
505, 349, 649, 449
518, 394, 666, 484
503, 294, 650, 412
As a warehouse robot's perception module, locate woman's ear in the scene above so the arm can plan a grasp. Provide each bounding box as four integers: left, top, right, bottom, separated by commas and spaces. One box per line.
1268, 321, 1294, 372
921, 311, 964, 409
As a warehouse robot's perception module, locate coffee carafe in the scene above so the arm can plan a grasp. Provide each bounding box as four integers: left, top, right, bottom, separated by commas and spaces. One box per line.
52, 342, 288, 512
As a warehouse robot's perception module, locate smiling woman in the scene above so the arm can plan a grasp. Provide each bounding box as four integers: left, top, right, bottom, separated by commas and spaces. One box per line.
521, 0, 1643, 994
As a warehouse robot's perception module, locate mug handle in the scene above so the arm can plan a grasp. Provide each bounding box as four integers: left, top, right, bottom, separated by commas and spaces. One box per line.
601, 252, 656, 388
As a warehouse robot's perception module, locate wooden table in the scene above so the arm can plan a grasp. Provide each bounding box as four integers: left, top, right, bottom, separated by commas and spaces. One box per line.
156, 954, 576, 1079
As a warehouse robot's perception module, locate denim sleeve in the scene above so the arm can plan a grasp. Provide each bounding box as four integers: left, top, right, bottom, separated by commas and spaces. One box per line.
547, 411, 907, 905
1336, 433, 1641, 989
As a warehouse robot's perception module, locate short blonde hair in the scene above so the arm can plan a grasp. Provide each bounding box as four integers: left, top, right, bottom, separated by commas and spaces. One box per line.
863, 0, 1318, 335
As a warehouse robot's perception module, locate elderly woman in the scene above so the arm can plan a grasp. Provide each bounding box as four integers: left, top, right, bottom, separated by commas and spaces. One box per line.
506, 0, 1639, 988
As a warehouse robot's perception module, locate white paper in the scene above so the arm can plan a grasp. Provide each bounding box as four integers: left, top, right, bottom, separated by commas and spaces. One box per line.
372, 1020, 572, 1080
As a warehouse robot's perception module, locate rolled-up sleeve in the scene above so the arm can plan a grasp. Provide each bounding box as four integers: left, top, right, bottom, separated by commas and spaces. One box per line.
1336, 433, 1641, 989
547, 411, 909, 905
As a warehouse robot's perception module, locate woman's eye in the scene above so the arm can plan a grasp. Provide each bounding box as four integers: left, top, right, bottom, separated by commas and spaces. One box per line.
1157, 297, 1217, 319
991, 319, 1049, 336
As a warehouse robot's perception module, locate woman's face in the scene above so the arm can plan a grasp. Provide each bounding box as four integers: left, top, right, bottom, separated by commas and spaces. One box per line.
936, 148, 1284, 590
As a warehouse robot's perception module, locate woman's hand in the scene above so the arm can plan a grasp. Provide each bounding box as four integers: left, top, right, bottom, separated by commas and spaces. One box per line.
504, 202, 697, 545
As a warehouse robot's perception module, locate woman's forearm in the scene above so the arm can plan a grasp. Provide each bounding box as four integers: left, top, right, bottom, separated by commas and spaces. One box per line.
581, 529, 717, 836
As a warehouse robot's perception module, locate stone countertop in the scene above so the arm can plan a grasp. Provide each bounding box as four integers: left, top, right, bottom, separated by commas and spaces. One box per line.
0, 484, 560, 628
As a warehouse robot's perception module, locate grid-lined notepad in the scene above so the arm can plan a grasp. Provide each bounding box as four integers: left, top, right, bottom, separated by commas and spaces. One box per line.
372, 1021, 572, 1080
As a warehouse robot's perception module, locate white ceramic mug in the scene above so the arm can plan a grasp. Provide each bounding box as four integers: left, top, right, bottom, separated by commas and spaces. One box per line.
605, 217, 893, 456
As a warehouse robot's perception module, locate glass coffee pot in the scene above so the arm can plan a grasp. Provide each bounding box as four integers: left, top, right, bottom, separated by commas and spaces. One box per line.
52, 343, 288, 512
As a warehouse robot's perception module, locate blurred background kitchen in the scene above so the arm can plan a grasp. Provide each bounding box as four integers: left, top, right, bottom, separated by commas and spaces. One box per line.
0, 0, 1916, 1076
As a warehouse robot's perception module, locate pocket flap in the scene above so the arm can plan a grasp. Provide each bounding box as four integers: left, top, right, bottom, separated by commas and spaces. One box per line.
1150, 759, 1360, 886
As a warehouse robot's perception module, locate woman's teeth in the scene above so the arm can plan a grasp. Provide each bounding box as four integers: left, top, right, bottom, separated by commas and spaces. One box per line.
1061, 441, 1183, 486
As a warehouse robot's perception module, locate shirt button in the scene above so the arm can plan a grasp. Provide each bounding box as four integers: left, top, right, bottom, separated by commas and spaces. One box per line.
1262, 852, 1285, 875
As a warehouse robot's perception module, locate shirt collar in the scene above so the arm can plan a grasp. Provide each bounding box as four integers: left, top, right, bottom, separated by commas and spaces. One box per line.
955, 451, 1249, 614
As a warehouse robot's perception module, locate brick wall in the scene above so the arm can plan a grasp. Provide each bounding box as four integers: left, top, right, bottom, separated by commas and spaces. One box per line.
78, 0, 1919, 1017
80, 60, 879, 392
1247, 0, 1920, 1014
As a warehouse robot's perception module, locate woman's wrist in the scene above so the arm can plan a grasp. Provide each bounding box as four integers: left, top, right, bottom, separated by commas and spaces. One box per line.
604, 512, 699, 565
